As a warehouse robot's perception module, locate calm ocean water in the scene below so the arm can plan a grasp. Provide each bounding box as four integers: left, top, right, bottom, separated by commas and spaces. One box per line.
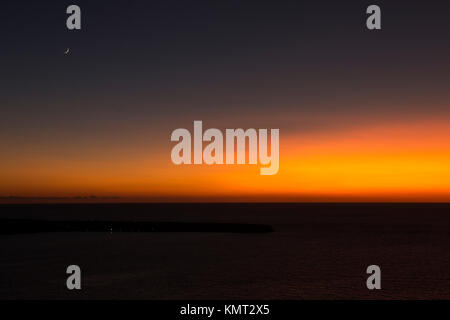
1, 203, 450, 299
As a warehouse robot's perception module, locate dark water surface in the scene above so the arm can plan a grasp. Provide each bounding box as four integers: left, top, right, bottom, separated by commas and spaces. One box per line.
1, 203, 450, 299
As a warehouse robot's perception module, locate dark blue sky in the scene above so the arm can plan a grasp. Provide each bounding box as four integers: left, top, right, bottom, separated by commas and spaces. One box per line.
1, 0, 449, 146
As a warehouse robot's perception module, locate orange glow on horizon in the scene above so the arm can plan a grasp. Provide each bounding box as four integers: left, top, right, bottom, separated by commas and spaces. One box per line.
1, 116, 450, 202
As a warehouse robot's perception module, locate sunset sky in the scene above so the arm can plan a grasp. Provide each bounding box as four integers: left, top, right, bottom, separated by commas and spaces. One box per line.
1, 1, 450, 202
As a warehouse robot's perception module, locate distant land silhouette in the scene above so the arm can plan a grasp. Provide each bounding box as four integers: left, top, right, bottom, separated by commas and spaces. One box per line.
0, 196, 120, 200
0, 219, 274, 235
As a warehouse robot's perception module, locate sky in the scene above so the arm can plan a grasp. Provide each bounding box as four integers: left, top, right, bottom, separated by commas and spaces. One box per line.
1, 0, 450, 202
